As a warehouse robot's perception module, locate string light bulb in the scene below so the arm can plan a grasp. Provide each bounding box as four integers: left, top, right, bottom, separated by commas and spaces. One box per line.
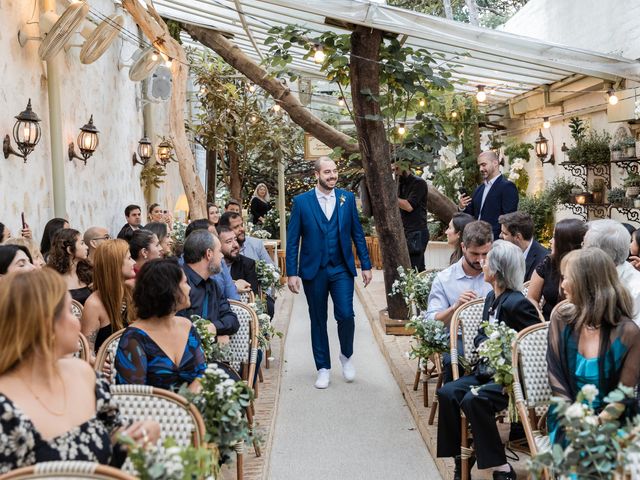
476, 85, 487, 103
419, 99, 425, 107
165, 57, 173, 68
608, 89, 619, 105
397, 123, 406, 136
313, 44, 325, 64
272, 103, 281, 113
151, 51, 159, 61
250, 115, 258, 123
451, 111, 458, 118
338, 96, 345, 107
248, 83, 256, 93
543, 117, 551, 129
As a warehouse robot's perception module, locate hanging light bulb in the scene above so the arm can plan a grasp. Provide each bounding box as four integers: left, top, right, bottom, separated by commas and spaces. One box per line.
248, 83, 256, 93
543, 117, 551, 129
272, 103, 281, 113
451, 111, 458, 118
419, 98, 425, 107
476, 85, 487, 103
165, 57, 173, 68
397, 123, 406, 136
338, 96, 345, 107
313, 44, 325, 64
250, 115, 258, 123
151, 51, 159, 61
608, 89, 619, 105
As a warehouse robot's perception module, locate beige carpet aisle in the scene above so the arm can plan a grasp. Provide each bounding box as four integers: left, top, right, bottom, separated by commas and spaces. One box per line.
268, 287, 441, 480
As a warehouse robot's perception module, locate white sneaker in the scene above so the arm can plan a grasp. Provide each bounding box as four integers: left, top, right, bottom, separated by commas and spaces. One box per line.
340, 354, 355, 382
314, 368, 330, 389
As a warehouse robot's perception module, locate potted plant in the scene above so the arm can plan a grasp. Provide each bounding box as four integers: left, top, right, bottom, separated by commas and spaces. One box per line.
623, 172, 640, 197
590, 178, 606, 204
611, 141, 623, 161
608, 187, 627, 207
622, 136, 636, 157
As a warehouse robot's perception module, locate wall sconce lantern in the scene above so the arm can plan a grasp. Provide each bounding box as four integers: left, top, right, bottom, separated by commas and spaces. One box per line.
535, 129, 555, 165
575, 192, 590, 205
132, 136, 153, 166
3, 99, 42, 163
69, 115, 99, 164
157, 140, 174, 166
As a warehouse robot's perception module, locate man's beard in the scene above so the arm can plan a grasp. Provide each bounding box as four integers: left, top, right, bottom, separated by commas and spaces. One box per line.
463, 254, 483, 272
237, 234, 245, 246
209, 260, 221, 275
318, 177, 336, 191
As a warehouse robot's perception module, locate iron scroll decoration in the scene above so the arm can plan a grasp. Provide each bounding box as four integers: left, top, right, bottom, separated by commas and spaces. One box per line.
559, 162, 588, 191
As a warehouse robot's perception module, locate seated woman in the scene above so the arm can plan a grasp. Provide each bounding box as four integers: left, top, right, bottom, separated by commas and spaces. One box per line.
547, 247, 640, 445
144, 222, 174, 258
0, 245, 35, 276
0, 269, 158, 473
40, 218, 69, 262
208, 203, 221, 226
82, 240, 136, 353
528, 218, 587, 321
130, 229, 162, 275
437, 240, 541, 480
3, 237, 46, 268
115, 258, 206, 392
47, 228, 93, 305
445, 212, 475, 265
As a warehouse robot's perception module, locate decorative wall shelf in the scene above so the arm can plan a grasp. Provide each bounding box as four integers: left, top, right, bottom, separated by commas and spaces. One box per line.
561, 203, 640, 224
612, 158, 640, 175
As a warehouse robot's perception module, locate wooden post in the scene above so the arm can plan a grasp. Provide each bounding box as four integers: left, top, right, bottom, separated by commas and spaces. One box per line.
206, 149, 216, 203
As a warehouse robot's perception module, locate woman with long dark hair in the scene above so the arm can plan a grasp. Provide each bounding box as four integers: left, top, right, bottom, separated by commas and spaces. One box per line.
527, 218, 587, 320
40, 218, 69, 261
47, 228, 92, 305
547, 247, 640, 445
445, 212, 475, 265
129, 229, 162, 275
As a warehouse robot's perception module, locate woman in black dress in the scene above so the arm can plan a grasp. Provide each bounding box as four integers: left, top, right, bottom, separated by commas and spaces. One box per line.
527, 218, 587, 320
249, 183, 272, 225
47, 228, 93, 305
0, 269, 158, 473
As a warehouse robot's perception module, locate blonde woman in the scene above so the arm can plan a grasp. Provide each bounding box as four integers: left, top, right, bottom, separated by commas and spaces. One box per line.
82, 240, 136, 353
0, 269, 158, 473
250, 183, 272, 225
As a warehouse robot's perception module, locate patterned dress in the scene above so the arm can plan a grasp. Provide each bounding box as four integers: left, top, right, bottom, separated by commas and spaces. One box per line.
115, 325, 206, 392
0, 374, 124, 473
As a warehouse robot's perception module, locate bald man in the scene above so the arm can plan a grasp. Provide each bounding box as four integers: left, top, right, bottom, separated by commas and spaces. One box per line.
83, 226, 110, 264
458, 151, 518, 240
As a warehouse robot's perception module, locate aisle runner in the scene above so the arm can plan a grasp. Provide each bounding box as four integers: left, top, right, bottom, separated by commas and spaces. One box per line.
269, 291, 441, 480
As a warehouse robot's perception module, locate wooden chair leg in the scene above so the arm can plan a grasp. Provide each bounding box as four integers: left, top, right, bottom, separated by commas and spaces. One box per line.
265, 346, 271, 369
258, 366, 264, 383
423, 371, 429, 408
460, 416, 471, 480
428, 371, 444, 425
236, 451, 244, 480
413, 364, 421, 391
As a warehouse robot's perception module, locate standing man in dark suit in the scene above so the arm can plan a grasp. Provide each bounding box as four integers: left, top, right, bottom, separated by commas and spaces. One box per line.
286, 156, 372, 389
498, 211, 549, 281
459, 151, 519, 240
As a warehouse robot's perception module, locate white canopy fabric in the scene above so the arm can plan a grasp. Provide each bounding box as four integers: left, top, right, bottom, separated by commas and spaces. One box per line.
152, 0, 640, 103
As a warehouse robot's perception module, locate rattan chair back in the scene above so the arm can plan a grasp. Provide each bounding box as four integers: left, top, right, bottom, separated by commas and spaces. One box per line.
449, 298, 486, 380
0, 461, 137, 479
228, 300, 259, 385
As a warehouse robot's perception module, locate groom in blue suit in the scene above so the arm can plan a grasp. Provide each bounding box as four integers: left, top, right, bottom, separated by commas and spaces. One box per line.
287, 157, 372, 389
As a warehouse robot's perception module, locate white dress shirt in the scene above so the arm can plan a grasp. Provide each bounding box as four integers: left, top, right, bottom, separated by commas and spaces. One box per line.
617, 262, 640, 325
478, 176, 498, 220
315, 187, 336, 220
425, 258, 493, 321
522, 239, 533, 260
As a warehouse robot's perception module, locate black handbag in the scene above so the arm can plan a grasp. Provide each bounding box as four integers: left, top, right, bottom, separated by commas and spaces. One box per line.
406, 230, 423, 255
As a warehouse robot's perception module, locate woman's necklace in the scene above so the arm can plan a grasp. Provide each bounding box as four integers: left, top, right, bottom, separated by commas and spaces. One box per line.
18, 369, 67, 417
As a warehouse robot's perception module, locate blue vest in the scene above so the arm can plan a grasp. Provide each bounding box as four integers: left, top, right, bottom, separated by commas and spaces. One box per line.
321, 207, 344, 268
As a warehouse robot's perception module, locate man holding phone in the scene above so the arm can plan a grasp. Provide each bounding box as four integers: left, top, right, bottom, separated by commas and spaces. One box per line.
458, 151, 518, 240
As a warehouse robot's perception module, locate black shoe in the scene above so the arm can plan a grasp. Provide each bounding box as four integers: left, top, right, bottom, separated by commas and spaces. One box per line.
454, 455, 476, 480
492, 464, 516, 480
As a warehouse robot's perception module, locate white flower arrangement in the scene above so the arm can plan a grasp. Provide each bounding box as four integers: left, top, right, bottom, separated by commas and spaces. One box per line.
255, 260, 283, 293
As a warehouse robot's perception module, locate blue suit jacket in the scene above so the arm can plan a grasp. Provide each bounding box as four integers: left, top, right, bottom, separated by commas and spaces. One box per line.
464, 174, 519, 239
286, 188, 372, 280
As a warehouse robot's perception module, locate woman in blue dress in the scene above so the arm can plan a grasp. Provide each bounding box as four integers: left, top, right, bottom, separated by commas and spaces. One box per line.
116, 258, 207, 393
547, 247, 640, 445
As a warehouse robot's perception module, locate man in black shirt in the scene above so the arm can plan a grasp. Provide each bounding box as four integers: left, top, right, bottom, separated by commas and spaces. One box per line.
177, 230, 239, 338
393, 163, 429, 271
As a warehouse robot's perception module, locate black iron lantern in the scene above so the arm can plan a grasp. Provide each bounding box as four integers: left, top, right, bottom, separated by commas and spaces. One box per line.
157, 140, 173, 165
69, 115, 99, 164
535, 129, 554, 165
3, 99, 42, 162
132, 136, 153, 166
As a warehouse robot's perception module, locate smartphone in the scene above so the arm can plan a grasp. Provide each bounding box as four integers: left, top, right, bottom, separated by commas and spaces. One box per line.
163, 210, 168, 214
458, 187, 468, 196
21, 212, 26, 229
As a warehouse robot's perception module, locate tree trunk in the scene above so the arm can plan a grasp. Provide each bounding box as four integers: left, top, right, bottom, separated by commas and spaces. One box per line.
465, 0, 480, 25
121, 0, 206, 218
443, 0, 454, 19
228, 146, 243, 202
350, 26, 409, 320
206, 149, 216, 203
184, 23, 457, 225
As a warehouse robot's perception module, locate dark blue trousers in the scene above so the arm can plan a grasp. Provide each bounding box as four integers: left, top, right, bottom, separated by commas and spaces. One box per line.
302, 264, 355, 370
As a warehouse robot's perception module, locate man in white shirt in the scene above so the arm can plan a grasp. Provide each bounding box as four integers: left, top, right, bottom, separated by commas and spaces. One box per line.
583, 219, 640, 325
426, 221, 494, 382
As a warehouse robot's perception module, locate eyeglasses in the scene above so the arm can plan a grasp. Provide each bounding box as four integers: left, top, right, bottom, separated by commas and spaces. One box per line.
92, 234, 111, 241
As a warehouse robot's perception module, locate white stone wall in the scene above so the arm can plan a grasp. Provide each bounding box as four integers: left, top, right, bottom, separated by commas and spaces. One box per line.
0, 0, 186, 240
